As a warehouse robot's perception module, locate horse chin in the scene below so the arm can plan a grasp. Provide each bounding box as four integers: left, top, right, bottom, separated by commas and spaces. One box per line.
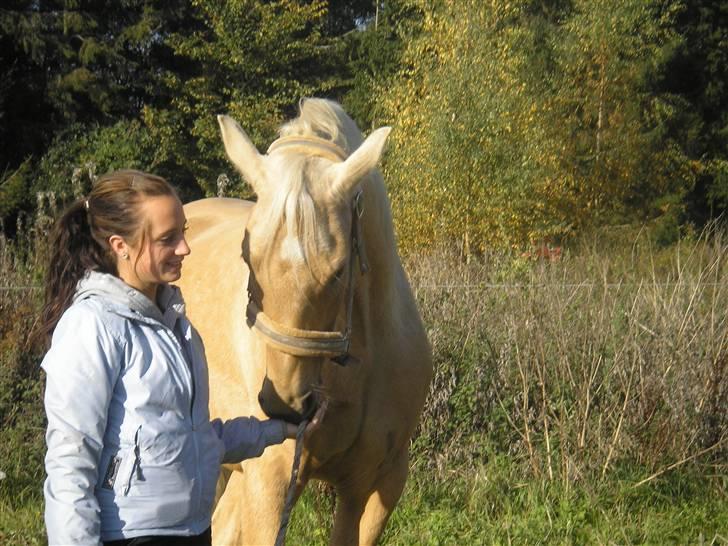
263, 398, 316, 426
258, 380, 318, 425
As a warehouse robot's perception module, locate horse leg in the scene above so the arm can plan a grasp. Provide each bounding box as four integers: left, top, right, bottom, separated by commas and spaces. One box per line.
358, 450, 409, 545
213, 464, 233, 512
212, 445, 293, 545
328, 450, 409, 546
328, 489, 366, 546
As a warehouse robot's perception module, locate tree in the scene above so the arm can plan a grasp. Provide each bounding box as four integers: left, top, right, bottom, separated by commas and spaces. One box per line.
650, 0, 728, 224
0, 0, 200, 222
378, 0, 579, 252
342, 0, 423, 130
377, 0, 691, 253
143, 0, 351, 196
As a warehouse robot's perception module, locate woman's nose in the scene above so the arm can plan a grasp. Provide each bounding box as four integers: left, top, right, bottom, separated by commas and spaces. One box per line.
177, 237, 191, 256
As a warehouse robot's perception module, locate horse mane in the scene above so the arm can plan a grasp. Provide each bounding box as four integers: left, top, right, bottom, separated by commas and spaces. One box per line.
257, 99, 366, 272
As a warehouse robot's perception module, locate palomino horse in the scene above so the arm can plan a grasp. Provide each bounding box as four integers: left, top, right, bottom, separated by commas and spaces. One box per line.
177, 98, 432, 545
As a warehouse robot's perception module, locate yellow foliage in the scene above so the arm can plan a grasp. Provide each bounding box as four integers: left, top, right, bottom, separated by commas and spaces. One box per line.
375, 0, 689, 254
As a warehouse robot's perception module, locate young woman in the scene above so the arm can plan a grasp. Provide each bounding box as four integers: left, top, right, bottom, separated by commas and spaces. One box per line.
38, 170, 311, 546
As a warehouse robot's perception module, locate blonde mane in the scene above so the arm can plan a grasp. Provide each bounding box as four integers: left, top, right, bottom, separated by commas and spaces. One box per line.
256, 99, 365, 268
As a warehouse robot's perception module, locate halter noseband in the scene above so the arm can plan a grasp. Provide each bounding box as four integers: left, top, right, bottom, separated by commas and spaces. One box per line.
245, 138, 368, 366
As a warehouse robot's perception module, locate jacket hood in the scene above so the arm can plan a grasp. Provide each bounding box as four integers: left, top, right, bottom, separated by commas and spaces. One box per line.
74, 270, 185, 329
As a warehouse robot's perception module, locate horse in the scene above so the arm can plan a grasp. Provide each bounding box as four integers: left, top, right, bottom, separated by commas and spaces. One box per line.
176, 98, 433, 545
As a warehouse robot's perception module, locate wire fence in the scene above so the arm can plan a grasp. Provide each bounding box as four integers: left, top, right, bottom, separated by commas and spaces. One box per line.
2, 282, 726, 292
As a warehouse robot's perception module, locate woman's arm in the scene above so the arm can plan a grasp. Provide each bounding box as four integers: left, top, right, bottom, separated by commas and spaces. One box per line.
211, 416, 287, 464
212, 402, 327, 464
42, 304, 122, 546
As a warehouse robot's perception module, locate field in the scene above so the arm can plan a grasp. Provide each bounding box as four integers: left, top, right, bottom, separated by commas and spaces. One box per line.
1, 221, 727, 545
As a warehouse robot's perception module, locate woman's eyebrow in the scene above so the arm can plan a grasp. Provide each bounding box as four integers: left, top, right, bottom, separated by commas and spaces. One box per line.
157, 226, 182, 238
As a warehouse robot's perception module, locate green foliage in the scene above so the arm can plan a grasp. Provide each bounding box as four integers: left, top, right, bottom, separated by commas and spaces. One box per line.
375, 0, 706, 253
659, 0, 728, 222
0, 160, 34, 224
144, 0, 348, 196
34, 119, 165, 198
342, 0, 422, 130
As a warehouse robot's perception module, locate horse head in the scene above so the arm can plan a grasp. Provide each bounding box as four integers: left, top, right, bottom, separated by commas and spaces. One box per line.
217, 99, 391, 424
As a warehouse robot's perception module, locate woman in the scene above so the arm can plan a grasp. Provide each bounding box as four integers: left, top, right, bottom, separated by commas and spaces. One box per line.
38, 170, 310, 546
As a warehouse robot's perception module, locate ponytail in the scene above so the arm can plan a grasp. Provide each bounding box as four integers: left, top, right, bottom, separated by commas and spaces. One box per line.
36, 199, 116, 344
35, 169, 177, 344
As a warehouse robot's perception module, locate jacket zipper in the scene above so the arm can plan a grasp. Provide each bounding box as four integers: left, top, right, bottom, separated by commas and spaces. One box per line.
162, 325, 195, 422
162, 324, 202, 515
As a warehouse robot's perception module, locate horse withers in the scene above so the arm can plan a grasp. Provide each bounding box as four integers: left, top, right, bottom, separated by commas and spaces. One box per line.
176, 98, 433, 545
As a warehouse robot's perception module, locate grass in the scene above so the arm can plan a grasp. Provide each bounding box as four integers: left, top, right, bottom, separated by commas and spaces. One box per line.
0, 217, 46, 544
1, 216, 727, 544
286, 458, 727, 545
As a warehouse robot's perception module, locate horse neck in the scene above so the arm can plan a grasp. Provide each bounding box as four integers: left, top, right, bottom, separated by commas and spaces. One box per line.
358, 172, 402, 298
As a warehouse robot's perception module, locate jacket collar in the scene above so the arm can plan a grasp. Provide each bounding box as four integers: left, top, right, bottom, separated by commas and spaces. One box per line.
74, 271, 186, 330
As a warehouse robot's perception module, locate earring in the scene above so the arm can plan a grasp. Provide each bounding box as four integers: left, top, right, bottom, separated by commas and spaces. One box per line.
122, 252, 129, 260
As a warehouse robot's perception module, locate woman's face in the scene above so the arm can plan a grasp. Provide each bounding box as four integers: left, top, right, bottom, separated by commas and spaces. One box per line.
121, 195, 190, 299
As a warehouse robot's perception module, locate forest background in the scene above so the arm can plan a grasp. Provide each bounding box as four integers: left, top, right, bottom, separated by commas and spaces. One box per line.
1, 0, 727, 543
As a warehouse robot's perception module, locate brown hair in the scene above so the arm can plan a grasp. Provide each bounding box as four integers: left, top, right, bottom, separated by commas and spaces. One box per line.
36, 169, 178, 343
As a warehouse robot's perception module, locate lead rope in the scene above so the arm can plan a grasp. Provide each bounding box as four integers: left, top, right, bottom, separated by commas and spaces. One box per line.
274, 419, 308, 546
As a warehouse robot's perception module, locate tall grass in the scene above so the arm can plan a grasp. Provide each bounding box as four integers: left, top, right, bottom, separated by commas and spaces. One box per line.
406, 230, 727, 484
0, 203, 50, 545
1, 214, 726, 543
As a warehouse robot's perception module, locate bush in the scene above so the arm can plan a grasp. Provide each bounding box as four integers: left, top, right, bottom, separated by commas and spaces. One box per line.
33, 119, 180, 199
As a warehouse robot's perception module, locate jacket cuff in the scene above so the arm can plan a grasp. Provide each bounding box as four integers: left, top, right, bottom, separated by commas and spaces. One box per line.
264, 419, 288, 446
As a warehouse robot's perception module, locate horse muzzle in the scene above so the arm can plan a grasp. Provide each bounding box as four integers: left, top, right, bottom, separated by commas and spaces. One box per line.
258, 377, 319, 425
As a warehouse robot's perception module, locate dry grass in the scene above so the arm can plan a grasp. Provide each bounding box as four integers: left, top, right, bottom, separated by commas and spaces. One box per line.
405, 229, 728, 491
1, 211, 726, 543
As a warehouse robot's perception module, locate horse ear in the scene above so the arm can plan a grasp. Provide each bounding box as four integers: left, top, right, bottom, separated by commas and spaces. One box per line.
217, 115, 265, 193
330, 127, 392, 197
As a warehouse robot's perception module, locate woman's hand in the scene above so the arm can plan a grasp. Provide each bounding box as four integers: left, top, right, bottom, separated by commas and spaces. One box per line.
284, 400, 328, 441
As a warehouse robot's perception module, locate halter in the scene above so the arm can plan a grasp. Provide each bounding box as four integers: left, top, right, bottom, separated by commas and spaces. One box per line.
267, 135, 349, 162
246, 139, 368, 367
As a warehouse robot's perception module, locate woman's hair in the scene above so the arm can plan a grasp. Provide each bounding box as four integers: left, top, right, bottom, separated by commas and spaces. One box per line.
36, 169, 178, 343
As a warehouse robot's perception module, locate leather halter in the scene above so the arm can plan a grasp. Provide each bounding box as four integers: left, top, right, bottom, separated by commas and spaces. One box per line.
246, 138, 368, 366
267, 135, 348, 162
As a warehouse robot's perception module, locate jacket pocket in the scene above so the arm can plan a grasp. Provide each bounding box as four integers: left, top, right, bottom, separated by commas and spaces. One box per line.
122, 425, 142, 496
100, 454, 122, 490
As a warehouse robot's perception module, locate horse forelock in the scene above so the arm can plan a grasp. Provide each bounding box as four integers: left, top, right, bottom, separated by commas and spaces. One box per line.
255, 155, 310, 263
255, 99, 362, 274
279, 98, 364, 154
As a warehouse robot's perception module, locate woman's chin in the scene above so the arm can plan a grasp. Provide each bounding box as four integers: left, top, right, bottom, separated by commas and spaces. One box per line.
164, 264, 183, 281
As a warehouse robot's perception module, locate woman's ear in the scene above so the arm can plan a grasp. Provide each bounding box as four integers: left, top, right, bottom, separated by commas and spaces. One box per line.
108, 235, 130, 260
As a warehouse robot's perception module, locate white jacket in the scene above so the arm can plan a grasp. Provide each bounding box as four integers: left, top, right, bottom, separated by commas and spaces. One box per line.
42, 271, 286, 545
